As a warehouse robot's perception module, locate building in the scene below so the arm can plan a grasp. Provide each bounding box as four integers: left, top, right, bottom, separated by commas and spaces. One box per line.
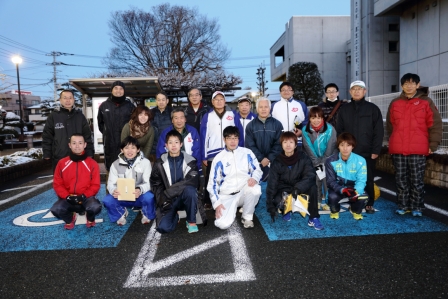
270, 16, 351, 99
0, 91, 41, 122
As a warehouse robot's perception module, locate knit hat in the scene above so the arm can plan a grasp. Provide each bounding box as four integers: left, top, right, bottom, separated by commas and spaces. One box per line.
111, 81, 125, 92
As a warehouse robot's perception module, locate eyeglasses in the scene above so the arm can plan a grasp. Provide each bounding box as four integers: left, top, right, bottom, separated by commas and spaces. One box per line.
213, 98, 225, 102
280, 89, 293, 92
189, 93, 201, 97
325, 91, 338, 94
351, 88, 364, 92
225, 137, 239, 141
402, 82, 417, 87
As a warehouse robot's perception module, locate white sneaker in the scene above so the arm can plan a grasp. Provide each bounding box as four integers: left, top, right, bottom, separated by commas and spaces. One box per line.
117, 208, 128, 226
241, 218, 254, 229
141, 213, 150, 224
238, 207, 243, 213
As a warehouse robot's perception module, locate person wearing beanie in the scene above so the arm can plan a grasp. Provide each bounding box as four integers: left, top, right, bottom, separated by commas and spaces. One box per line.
50, 133, 102, 230
97, 81, 136, 171
318, 83, 348, 128
271, 82, 309, 146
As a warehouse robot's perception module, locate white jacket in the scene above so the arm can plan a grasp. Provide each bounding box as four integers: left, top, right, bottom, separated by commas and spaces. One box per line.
207, 146, 262, 209
271, 97, 309, 132
107, 152, 152, 194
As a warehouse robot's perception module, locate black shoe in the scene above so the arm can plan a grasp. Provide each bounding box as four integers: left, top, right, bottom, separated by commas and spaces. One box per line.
204, 203, 212, 210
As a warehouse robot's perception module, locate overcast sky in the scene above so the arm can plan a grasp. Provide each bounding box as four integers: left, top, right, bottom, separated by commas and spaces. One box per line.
0, 0, 349, 100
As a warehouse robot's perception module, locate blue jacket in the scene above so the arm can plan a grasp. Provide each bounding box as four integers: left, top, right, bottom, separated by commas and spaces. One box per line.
302, 123, 337, 167
234, 111, 257, 145
325, 152, 367, 194
245, 116, 283, 163
156, 124, 202, 172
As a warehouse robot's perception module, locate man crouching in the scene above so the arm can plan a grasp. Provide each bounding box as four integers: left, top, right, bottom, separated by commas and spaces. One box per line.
50, 133, 102, 229
150, 130, 205, 234
207, 126, 262, 229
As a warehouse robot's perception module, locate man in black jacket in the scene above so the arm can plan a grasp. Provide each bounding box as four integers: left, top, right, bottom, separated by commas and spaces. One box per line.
184, 88, 209, 132
336, 80, 384, 214
150, 130, 206, 234
43, 89, 93, 172
97, 81, 135, 171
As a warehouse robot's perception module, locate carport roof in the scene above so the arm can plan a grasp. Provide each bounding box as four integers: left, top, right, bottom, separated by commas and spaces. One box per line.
69, 77, 161, 98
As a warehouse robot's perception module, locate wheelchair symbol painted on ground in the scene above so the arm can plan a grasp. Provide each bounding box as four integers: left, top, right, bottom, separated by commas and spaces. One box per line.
13, 209, 104, 227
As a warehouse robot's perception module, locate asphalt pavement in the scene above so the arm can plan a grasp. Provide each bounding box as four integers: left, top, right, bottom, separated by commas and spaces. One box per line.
0, 166, 447, 299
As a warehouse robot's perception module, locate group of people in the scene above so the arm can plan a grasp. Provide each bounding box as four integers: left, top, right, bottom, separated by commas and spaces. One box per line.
44, 73, 442, 234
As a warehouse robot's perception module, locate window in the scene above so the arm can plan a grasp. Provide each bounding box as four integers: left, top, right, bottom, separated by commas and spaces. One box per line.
388, 24, 399, 31
274, 46, 285, 68
389, 41, 399, 53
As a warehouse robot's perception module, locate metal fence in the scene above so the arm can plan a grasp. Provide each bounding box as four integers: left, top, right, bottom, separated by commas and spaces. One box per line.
367, 83, 448, 150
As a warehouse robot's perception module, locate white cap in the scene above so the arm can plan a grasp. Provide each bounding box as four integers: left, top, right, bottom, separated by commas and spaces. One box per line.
350, 80, 366, 89
212, 91, 226, 100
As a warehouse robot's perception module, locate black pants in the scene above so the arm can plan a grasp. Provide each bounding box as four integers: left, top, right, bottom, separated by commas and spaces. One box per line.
365, 156, 376, 206
328, 190, 367, 214
203, 158, 214, 206
50, 196, 102, 223
273, 185, 319, 219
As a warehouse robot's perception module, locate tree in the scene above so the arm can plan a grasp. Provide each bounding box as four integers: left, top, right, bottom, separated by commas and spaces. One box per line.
104, 4, 241, 90
287, 62, 324, 106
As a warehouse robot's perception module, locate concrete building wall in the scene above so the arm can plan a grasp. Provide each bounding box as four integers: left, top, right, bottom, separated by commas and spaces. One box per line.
270, 16, 351, 99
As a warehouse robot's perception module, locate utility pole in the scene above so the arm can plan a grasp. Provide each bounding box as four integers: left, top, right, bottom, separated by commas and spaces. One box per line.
256, 63, 268, 97
46, 51, 63, 101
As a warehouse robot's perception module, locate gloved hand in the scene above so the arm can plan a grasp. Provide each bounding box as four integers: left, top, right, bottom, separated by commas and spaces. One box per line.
77, 194, 86, 204
268, 208, 276, 223
66, 195, 79, 205
292, 188, 300, 199
341, 187, 356, 198
315, 165, 323, 172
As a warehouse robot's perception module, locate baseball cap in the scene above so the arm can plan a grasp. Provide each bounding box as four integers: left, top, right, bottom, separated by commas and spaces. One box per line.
212, 91, 226, 100
238, 96, 251, 104
350, 80, 366, 89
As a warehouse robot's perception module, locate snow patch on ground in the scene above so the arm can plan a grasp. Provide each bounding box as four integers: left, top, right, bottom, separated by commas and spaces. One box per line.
0, 148, 43, 168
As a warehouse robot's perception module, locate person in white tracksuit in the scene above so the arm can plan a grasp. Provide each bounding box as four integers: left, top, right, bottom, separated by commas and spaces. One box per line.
207, 126, 263, 229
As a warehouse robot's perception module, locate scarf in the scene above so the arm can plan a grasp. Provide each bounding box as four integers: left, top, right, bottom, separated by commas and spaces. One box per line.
69, 151, 87, 162
111, 95, 126, 104
129, 119, 150, 139
311, 122, 324, 133
123, 153, 139, 169
279, 148, 299, 166
214, 108, 226, 119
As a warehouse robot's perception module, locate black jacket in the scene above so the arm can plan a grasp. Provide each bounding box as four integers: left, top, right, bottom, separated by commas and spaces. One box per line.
184, 101, 210, 132
42, 106, 93, 161
150, 152, 199, 207
336, 98, 384, 158
151, 106, 173, 154
245, 116, 283, 163
97, 98, 135, 170
317, 97, 348, 128
265, 150, 316, 211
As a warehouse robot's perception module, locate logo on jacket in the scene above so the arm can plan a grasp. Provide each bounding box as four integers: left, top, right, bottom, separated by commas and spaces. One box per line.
226, 116, 234, 120
105, 109, 110, 112
187, 137, 192, 142
292, 108, 298, 112
55, 123, 65, 129
226, 162, 231, 167
414, 101, 420, 106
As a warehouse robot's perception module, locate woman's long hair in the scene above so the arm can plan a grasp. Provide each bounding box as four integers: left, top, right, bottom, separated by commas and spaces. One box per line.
305, 106, 327, 134
129, 105, 152, 138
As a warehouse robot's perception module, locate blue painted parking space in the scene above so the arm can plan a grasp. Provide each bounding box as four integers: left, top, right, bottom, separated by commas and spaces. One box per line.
255, 182, 448, 241
0, 185, 135, 252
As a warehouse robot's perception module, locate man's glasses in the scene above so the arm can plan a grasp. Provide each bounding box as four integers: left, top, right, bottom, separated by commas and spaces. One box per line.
351, 88, 364, 92
280, 89, 293, 92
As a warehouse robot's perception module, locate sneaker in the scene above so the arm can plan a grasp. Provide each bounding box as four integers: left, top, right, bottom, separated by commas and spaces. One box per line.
349, 207, 363, 220
412, 210, 422, 217
241, 218, 254, 228
396, 208, 410, 215
86, 220, 96, 228
282, 212, 292, 222
141, 214, 150, 224
64, 212, 77, 230
330, 212, 339, 219
238, 207, 243, 213
117, 208, 128, 226
308, 217, 324, 230
186, 221, 198, 233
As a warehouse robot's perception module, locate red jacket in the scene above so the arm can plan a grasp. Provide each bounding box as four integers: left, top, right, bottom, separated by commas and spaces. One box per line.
53, 155, 100, 198
386, 87, 442, 155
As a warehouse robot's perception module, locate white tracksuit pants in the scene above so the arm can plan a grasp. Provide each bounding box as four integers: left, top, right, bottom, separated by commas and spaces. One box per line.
214, 184, 261, 230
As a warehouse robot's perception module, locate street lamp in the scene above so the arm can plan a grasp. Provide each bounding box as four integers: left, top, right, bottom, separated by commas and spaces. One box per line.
11, 56, 24, 141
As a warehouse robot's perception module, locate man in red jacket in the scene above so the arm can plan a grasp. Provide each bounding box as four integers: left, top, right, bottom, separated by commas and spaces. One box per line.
386, 73, 442, 217
50, 133, 102, 229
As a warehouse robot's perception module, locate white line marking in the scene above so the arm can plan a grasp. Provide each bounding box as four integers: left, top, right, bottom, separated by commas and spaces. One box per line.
0, 180, 53, 206
37, 175, 53, 179
124, 221, 256, 288
1, 185, 40, 192
374, 176, 381, 181
378, 187, 448, 216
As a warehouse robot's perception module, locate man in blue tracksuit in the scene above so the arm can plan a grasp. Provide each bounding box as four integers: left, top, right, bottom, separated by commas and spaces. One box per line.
234, 96, 256, 145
